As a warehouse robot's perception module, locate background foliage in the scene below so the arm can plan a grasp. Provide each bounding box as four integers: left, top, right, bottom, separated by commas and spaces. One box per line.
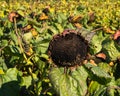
0, 0, 120, 96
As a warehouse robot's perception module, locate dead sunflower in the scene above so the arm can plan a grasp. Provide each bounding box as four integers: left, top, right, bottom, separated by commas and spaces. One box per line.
48, 29, 89, 67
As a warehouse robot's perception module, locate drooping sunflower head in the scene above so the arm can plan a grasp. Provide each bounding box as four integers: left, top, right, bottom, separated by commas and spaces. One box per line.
48, 29, 89, 67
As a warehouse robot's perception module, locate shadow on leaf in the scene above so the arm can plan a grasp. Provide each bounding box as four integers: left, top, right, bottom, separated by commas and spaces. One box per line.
0, 81, 20, 96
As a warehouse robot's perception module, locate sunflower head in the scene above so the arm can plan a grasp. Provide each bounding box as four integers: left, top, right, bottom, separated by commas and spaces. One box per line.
48, 29, 89, 67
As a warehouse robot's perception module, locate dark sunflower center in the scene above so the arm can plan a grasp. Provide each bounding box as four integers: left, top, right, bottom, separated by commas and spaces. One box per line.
48, 32, 89, 67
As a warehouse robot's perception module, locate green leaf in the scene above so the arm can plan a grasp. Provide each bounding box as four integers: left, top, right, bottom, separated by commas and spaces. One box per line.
1, 40, 8, 46
116, 78, 120, 86
83, 63, 112, 85
0, 68, 22, 96
27, 18, 41, 27
102, 39, 120, 61
57, 13, 67, 24
54, 23, 64, 33
94, 86, 107, 96
21, 76, 32, 88
49, 66, 88, 96
37, 59, 46, 70
0, 57, 7, 71
65, 23, 75, 29
0, 81, 20, 96
49, 67, 63, 95
88, 81, 101, 94
1, 68, 19, 83
106, 77, 116, 96
88, 81, 106, 95
70, 66, 88, 96
48, 26, 58, 35
0, 27, 3, 36
23, 32, 33, 43
90, 31, 108, 54
89, 76, 119, 96
77, 27, 95, 43
98, 62, 112, 73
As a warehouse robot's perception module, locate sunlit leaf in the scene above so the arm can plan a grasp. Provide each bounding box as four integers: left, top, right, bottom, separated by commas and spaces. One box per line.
90, 31, 108, 54
0, 69, 4, 74
84, 63, 112, 85
21, 76, 32, 88
49, 66, 88, 96
102, 38, 120, 61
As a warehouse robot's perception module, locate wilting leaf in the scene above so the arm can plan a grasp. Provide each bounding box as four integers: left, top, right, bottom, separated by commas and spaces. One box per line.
77, 27, 96, 43
96, 52, 106, 60
113, 30, 120, 40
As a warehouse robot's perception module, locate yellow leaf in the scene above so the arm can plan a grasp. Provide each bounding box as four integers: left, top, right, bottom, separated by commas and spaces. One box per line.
49, 8, 55, 13
39, 13, 48, 20
90, 60, 97, 66
0, 11, 4, 17
17, 10, 25, 17
0, 69, 4, 74
104, 26, 115, 34
26, 60, 33, 65
72, 15, 83, 23
109, 62, 114, 67
74, 23, 82, 28
32, 73, 38, 80
31, 28, 38, 37
25, 47, 33, 56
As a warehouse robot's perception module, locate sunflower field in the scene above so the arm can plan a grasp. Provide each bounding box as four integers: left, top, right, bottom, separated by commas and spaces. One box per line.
0, 0, 120, 96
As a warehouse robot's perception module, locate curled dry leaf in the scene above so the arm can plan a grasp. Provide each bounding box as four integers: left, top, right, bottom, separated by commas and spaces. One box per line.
88, 12, 95, 23
113, 30, 120, 40
42, 6, 50, 15
96, 52, 106, 60
29, 12, 37, 18
116, 37, 120, 45
39, 13, 49, 20
74, 23, 82, 29
22, 24, 33, 32
8, 12, 22, 22
90, 59, 97, 66
61, 29, 77, 36
23, 42, 33, 56
113, 30, 120, 45
25, 47, 33, 56
103, 26, 115, 34
68, 15, 83, 23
